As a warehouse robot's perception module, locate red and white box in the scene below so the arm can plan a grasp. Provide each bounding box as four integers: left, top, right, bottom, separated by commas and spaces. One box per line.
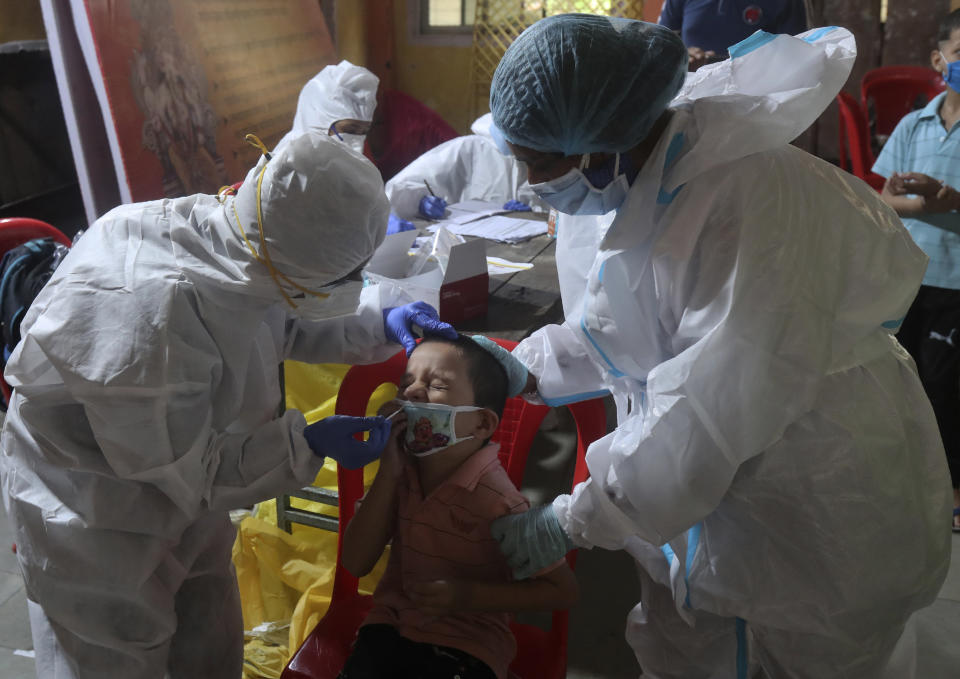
364, 230, 488, 324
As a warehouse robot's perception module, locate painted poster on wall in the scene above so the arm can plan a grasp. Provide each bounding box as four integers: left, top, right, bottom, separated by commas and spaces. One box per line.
74, 0, 336, 204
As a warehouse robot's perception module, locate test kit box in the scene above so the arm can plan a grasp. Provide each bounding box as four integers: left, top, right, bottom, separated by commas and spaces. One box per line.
364, 230, 489, 323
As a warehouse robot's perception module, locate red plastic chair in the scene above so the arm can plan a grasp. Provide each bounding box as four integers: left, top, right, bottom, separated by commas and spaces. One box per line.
282, 338, 608, 679
0, 218, 71, 406
861, 66, 945, 147
836, 92, 886, 192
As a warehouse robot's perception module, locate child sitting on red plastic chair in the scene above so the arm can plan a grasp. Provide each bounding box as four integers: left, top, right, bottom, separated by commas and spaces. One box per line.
338, 334, 579, 679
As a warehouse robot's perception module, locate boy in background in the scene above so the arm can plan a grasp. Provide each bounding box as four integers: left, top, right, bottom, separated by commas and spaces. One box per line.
873, 8, 960, 531
339, 334, 579, 679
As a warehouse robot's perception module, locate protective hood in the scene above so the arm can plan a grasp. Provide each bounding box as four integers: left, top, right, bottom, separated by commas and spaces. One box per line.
291, 60, 379, 136
472, 113, 513, 157
470, 113, 494, 139
222, 131, 388, 299
664, 27, 856, 192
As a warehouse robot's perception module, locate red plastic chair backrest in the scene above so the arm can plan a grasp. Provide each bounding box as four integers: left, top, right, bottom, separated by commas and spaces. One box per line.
836, 92, 886, 192
0, 218, 71, 251
288, 338, 607, 679
861, 65, 946, 139
371, 89, 460, 181
0, 219, 72, 406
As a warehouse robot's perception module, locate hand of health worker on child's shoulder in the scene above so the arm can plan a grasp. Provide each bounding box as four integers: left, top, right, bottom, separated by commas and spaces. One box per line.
407, 579, 472, 616
491, 503, 575, 580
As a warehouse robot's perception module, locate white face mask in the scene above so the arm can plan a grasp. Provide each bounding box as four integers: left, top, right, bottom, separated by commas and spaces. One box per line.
399, 400, 483, 457
340, 133, 366, 155
328, 123, 367, 155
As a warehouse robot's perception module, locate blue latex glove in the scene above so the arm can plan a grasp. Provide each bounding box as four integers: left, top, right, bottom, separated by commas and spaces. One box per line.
490, 503, 575, 580
383, 301, 457, 355
387, 213, 415, 235
502, 199, 532, 212
469, 335, 530, 397
303, 415, 390, 469
418, 195, 448, 219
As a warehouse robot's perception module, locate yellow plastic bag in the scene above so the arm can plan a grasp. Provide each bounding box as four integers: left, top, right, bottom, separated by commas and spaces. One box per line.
241, 622, 290, 679
234, 361, 397, 677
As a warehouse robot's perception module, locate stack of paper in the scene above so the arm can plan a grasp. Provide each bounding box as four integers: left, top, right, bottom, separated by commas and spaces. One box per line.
430, 216, 548, 243
427, 200, 549, 243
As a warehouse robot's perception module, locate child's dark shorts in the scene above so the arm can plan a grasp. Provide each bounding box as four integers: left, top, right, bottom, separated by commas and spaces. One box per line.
338, 623, 498, 679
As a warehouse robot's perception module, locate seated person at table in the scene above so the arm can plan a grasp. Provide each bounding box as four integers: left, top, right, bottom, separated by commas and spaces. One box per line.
339, 334, 579, 679
384, 113, 546, 221
273, 60, 379, 155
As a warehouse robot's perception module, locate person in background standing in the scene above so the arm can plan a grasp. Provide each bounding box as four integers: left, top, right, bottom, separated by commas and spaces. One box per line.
659, 0, 808, 70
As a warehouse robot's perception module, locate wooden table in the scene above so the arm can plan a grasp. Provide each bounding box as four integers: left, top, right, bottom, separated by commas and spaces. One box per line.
459, 233, 564, 342
412, 211, 565, 342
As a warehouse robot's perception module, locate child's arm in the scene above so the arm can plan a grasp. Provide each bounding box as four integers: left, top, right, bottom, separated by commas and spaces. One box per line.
408, 562, 580, 616
341, 415, 405, 578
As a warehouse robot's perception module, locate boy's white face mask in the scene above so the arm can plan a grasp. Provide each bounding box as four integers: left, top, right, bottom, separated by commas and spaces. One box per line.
399, 400, 483, 457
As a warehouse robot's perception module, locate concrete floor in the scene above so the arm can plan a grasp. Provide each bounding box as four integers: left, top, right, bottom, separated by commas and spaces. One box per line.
2, 418, 960, 677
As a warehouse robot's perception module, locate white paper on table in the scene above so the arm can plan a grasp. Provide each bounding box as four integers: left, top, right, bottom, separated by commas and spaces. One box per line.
487, 257, 534, 276
444, 200, 506, 224
14, 649, 36, 658
428, 215, 548, 243
448, 199, 504, 212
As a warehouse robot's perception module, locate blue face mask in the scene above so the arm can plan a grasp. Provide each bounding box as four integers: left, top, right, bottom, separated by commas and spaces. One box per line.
528, 153, 635, 215
941, 51, 960, 92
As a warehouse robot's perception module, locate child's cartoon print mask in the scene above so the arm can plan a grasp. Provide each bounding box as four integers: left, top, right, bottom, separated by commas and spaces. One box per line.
398, 400, 483, 457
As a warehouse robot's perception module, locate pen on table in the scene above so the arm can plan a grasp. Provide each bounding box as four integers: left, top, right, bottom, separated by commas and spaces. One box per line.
424, 180, 437, 197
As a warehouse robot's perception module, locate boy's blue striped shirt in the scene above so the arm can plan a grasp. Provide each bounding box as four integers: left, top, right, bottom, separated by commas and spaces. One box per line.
873, 91, 960, 290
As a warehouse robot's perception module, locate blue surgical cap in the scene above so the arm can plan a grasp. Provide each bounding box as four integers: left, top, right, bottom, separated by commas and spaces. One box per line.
490, 14, 688, 155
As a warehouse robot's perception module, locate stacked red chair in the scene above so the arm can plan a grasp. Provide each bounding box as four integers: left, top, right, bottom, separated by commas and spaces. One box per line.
836, 91, 886, 191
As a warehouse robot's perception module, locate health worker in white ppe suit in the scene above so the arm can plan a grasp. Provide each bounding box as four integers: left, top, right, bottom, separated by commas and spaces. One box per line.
0, 131, 455, 679
488, 15, 951, 679
384, 112, 546, 220
274, 59, 379, 156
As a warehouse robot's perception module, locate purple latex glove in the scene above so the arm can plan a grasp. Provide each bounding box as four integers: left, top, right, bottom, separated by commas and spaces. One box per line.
383, 301, 457, 355
303, 415, 390, 469
387, 213, 416, 234
418, 195, 448, 219
503, 199, 532, 212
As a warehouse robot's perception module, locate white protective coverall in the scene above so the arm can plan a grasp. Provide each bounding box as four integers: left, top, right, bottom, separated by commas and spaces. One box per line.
384, 113, 546, 219
514, 28, 952, 678
0, 132, 405, 678
274, 59, 379, 154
